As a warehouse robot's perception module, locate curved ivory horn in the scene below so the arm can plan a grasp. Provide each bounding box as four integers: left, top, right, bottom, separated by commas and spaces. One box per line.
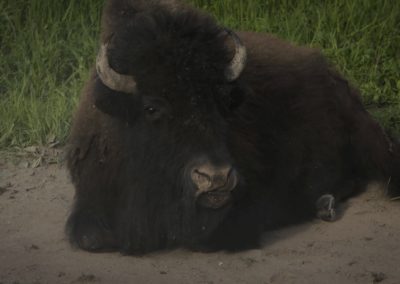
224, 29, 247, 82
96, 44, 137, 94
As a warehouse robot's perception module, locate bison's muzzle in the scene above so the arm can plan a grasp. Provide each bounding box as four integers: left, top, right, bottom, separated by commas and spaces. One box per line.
191, 161, 238, 209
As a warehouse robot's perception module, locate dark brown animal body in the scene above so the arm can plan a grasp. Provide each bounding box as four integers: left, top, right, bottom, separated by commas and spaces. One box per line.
66, 0, 400, 254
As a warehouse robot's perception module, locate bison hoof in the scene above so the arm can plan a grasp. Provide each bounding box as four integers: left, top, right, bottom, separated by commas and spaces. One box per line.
78, 232, 105, 251
76, 228, 116, 252
316, 194, 336, 222
68, 215, 116, 252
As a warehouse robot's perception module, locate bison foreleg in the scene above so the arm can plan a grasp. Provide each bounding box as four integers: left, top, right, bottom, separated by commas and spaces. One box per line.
66, 210, 116, 252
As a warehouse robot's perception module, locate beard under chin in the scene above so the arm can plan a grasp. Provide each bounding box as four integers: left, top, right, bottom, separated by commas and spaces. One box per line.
179, 194, 233, 246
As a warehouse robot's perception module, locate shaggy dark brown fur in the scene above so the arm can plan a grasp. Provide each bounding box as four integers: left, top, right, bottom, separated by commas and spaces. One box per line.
66, 0, 400, 254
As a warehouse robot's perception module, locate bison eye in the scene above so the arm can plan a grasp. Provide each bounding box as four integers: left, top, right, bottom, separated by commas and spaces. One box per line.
142, 96, 169, 121
144, 106, 157, 114
144, 104, 164, 121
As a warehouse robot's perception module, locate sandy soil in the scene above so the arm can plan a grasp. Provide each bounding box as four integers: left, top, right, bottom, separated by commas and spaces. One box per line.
1, 156, 399, 284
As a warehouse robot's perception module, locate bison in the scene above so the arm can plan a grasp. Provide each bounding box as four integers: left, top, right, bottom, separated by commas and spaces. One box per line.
66, 0, 400, 254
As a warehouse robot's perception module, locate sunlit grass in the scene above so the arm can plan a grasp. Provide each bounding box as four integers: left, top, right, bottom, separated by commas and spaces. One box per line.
0, 0, 102, 148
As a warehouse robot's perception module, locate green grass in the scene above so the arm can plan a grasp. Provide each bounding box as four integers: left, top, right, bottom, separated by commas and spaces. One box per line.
1, 0, 399, 149
0, 0, 102, 148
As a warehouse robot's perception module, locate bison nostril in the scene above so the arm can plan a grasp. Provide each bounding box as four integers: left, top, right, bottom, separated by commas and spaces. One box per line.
212, 172, 230, 188
191, 169, 212, 191
225, 168, 238, 191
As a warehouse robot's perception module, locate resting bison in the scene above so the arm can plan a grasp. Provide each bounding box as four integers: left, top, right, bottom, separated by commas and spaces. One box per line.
66, 0, 400, 254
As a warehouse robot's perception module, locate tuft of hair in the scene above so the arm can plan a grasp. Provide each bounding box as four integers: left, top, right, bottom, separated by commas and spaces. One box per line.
99, 0, 231, 84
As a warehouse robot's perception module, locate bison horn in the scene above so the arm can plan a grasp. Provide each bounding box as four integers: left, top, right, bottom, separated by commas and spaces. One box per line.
224, 29, 247, 82
96, 44, 137, 94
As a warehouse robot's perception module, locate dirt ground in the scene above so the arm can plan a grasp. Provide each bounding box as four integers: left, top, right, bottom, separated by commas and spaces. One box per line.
1, 156, 399, 284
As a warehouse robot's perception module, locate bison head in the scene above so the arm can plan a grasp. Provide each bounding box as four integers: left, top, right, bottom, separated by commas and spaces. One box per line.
91, 6, 248, 247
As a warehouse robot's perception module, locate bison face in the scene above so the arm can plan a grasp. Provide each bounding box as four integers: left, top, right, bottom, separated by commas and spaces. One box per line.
93, 23, 246, 211
89, 12, 248, 245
